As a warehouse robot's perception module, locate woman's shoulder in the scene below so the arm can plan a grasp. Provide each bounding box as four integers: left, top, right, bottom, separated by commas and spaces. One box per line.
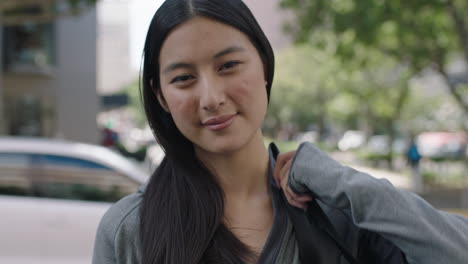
96, 185, 145, 240
93, 185, 146, 263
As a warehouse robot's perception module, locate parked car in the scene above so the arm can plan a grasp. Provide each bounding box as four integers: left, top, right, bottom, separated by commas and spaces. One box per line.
0, 136, 149, 264
338, 130, 366, 151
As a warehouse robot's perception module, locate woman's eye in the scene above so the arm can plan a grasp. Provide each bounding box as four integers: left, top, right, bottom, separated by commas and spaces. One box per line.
170, 74, 193, 84
219, 61, 241, 71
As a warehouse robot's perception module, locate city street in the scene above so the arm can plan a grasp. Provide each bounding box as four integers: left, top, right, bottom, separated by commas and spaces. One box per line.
1, 0, 467, 263
0, 196, 110, 264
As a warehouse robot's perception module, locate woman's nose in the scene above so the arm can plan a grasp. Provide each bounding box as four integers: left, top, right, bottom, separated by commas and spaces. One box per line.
199, 75, 226, 112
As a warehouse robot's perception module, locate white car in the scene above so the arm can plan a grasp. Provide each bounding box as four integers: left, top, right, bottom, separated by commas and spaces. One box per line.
0, 137, 149, 264
338, 130, 366, 151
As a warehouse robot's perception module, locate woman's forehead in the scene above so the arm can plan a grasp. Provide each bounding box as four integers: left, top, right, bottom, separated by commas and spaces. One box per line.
159, 16, 256, 63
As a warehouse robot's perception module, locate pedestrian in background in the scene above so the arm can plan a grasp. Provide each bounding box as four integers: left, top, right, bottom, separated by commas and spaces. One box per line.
406, 136, 423, 193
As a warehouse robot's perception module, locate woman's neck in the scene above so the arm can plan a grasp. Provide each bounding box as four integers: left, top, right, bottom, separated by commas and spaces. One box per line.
196, 130, 270, 201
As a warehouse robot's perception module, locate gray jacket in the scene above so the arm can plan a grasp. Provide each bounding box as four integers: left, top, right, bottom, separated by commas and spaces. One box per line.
92, 142, 468, 263
288, 142, 468, 264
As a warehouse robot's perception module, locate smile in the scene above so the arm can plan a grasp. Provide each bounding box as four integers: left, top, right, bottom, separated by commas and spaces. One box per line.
202, 113, 237, 131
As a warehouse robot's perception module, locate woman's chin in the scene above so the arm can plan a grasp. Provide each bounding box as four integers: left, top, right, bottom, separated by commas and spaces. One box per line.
193, 126, 264, 157
197, 143, 242, 156
194, 137, 248, 156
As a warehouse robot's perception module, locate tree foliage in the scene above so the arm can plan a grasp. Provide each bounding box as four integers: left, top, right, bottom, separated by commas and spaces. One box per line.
266, 43, 413, 143
266, 44, 343, 138
281, 0, 468, 116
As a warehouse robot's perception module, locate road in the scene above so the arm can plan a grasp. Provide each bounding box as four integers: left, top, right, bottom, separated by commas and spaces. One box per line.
0, 195, 110, 264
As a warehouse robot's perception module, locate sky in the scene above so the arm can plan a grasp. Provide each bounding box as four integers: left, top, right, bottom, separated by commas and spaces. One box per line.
129, 0, 164, 70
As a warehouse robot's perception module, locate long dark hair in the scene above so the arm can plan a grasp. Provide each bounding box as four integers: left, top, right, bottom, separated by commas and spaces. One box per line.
139, 0, 275, 263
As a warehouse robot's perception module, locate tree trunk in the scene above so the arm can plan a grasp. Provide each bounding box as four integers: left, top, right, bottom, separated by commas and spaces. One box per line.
447, 0, 468, 69
316, 90, 328, 142
362, 103, 374, 143
437, 65, 468, 115
386, 78, 411, 170
0, 21, 4, 134
385, 119, 395, 170
316, 112, 326, 142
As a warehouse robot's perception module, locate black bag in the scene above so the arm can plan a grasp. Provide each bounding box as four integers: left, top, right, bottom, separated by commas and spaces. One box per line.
286, 199, 363, 264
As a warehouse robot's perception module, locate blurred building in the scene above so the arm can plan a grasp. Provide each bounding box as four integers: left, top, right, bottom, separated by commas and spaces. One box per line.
0, 0, 136, 144
97, 0, 133, 95
0, 3, 99, 143
244, 0, 292, 50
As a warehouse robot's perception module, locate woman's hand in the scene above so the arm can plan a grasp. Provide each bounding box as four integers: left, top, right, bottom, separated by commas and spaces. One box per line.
273, 150, 314, 210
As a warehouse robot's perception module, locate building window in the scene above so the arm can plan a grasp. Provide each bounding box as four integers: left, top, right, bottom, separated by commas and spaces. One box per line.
8, 95, 43, 137
2, 23, 55, 73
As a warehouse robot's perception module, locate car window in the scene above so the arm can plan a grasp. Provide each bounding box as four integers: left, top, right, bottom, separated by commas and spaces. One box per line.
0, 153, 33, 166
41, 154, 112, 169
0, 152, 139, 202
0, 153, 37, 196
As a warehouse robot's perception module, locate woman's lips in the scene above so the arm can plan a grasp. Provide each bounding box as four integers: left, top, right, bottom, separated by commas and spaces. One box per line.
202, 114, 237, 131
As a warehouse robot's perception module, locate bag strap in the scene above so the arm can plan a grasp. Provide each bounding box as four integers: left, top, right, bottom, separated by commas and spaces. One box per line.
305, 201, 363, 264
269, 143, 362, 264
285, 200, 342, 263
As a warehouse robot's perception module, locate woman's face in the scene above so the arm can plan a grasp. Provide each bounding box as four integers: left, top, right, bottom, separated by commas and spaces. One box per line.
158, 16, 268, 155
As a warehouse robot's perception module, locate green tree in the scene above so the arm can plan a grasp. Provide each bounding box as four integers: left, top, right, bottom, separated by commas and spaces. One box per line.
268, 43, 414, 169
281, 0, 468, 117
398, 87, 449, 133
118, 79, 147, 128
266, 44, 344, 140
337, 49, 413, 169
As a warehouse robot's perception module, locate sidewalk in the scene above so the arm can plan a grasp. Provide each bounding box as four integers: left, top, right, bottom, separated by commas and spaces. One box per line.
345, 164, 468, 217
338, 165, 467, 218
330, 151, 412, 190
329, 151, 468, 217
346, 164, 412, 190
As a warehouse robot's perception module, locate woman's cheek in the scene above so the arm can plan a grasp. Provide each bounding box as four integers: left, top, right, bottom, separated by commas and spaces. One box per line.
166, 93, 197, 125
166, 90, 192, 111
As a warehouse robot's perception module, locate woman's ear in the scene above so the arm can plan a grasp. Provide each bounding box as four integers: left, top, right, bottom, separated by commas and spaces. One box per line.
151, 79, 170, 113
157, 92, 170, 113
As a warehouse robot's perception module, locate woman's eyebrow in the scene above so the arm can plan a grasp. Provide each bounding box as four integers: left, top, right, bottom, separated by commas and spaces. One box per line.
213, 46, 246, 58
162, 62, 194, 74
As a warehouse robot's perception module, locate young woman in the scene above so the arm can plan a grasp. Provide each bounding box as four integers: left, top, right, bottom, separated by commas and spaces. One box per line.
92, 0, 468, 263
